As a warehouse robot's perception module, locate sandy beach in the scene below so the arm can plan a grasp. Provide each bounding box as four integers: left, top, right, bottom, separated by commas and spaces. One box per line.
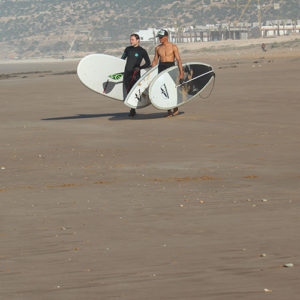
1, 40, 300, 299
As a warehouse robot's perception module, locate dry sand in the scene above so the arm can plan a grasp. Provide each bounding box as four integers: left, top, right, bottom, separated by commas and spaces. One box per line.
0, 43, 300, 299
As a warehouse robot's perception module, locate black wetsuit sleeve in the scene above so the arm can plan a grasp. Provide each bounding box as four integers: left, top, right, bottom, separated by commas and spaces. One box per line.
121, 47, 128, 60
140, 49, 151, 69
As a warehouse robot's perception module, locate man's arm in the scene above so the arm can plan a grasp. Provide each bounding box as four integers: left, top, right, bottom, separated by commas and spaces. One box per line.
151, 46, 159, 67
173, 45, 184, 79
121, 47, 128, 60
140, 49, 151, 69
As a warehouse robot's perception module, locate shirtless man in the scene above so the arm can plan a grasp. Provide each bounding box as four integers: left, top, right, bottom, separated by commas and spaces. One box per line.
152, 29, 184, 117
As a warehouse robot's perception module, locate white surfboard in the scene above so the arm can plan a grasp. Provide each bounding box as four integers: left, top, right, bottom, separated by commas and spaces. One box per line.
77, 54, 126, 101
149, 62, 215, 110
124, 66, 158, 109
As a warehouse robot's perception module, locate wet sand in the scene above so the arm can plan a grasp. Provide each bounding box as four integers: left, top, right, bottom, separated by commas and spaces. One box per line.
0, 49, 300, 299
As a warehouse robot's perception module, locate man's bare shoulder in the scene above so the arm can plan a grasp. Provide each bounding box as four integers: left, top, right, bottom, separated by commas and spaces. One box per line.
164, 41, 175, 47
172, 43, 178, 50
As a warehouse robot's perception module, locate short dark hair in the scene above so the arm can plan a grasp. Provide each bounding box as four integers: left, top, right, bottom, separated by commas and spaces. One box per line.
130, 33, 140, 40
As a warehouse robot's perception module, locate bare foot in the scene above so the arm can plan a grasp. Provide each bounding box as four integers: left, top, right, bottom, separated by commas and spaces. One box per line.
173, 107, 179, 116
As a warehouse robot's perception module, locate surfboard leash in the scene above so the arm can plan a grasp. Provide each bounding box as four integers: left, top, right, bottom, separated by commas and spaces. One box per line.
175, 70, 215, 88
199, 74, 216, 99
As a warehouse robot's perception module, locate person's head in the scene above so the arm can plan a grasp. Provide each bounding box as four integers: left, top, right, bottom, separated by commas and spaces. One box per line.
130, 34, 140, 47
156, 29, 168, 43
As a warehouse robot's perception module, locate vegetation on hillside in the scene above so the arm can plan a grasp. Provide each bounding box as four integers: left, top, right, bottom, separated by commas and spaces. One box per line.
0, 0, 299, 56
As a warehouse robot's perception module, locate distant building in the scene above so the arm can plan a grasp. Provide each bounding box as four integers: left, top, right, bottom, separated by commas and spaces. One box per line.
136, 28, 175, 43
261, 20, 300, 37
135, 29, 156, 42
135, 19, 300, 44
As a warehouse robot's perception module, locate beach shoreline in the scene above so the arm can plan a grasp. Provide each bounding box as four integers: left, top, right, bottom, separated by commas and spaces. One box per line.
1, 34, 299, 66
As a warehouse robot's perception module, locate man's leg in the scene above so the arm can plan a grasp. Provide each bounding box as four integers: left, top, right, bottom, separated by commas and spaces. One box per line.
158, 63, 178, 118
124, 72, 136, 117
129, 72, 140, 117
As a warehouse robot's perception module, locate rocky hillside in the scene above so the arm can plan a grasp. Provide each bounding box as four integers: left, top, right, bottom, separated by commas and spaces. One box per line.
0, 0, 299, 57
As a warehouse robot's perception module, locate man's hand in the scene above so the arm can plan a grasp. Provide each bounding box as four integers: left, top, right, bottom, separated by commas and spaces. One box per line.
134, 67, 140, 73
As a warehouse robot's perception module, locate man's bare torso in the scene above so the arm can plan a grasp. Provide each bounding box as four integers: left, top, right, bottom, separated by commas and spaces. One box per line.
157, 42, 176, 62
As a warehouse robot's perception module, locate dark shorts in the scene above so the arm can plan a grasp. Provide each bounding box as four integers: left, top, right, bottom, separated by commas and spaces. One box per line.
158, 62, 175, 73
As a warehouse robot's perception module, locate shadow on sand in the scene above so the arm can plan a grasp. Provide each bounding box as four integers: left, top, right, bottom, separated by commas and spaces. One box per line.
42, 111, 184, 121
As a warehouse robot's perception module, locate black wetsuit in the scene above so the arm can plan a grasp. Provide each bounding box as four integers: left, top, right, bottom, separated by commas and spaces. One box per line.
121, 46, 151, 93
158, 61, 175, 73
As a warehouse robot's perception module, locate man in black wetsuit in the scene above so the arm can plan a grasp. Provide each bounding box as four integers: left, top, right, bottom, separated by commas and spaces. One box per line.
121, 34, 151, 117
152, 29, 184, 117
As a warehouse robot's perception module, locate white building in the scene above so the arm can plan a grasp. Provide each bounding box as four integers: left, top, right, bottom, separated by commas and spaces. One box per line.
136, 28, 176, 42
135, 28, 156, 42
262, 20, 300, 37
